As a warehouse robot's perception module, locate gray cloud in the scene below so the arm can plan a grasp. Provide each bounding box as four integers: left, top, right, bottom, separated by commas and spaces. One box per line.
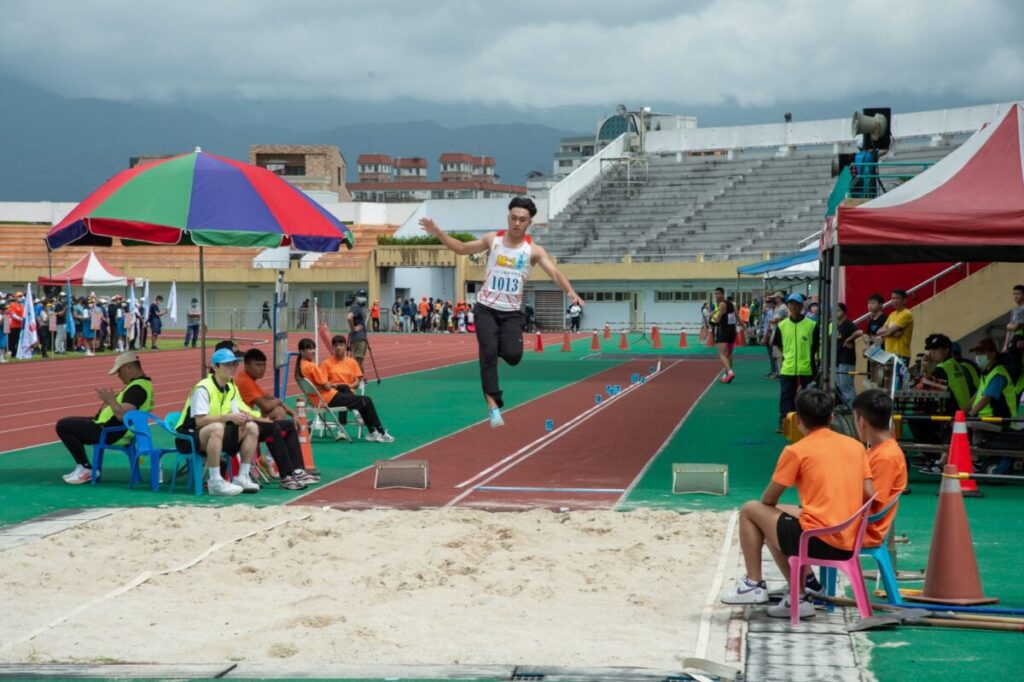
2, 0, 1021, 108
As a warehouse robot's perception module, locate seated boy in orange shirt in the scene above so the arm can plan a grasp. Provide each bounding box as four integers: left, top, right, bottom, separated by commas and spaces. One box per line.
321, 335, 364, 391
852, 389, 908, 548
721, 389, 874, 619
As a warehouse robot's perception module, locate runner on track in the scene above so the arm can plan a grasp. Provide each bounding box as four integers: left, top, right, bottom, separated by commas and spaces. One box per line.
420, 197, 583, 428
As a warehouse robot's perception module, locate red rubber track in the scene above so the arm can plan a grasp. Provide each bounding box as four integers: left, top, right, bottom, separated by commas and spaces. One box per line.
292, 359, 719, 512
0, 332, 577, 452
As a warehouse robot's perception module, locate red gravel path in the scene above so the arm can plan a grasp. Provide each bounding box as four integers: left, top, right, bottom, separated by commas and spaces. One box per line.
292, 359, 720, 512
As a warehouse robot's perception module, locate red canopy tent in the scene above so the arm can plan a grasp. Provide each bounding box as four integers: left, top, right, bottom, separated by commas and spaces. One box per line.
825, 102, 1024, 264
38, 251, 135, 287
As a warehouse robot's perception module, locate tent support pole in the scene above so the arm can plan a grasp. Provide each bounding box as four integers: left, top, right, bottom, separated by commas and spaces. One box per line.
828, 244, 841, 395
199, 246, 207, 377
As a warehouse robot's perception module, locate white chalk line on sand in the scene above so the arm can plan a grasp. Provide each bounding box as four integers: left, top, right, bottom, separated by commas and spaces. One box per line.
694, 509, 739, 660
445, 363, 676, 508
0, 511, 314, 651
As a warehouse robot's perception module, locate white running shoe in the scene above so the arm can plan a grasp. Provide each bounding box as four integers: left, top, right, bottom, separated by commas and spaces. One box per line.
720, 577, 769, 605
365, 431, 382, 442
375, 430, 395, 443
489, 411, 505, 428
63, 465, 94, 485
233, 474, 260, 494
208, 477, 243, 497
767, 593, 817, 619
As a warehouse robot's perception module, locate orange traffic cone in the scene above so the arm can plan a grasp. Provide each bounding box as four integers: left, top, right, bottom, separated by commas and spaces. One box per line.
678, 330, 688, 348
561, 331, 571, 352
295, 396, 317, 470
603, 324, 611, 340
651, 325, 662, 349
907, 465, 998, 606
704, 330, 715, 347
535, 331, 544, 352
947, 410, 981, 497
619, 331, 628, 350
591, 331, 600, 351
735, 327, 746, 347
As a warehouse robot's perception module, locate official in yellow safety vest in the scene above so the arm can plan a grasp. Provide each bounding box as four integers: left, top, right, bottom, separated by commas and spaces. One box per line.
967, 338, 1019, 421
771, 293, 819, 432
175, 347, 261, 497
56, 352, 154, 485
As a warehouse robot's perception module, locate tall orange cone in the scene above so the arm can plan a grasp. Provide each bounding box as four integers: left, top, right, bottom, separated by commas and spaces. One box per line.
678, 330, 688, 348
735, 327, 746, 347
907, 465, 998, 605
603, 324, 611, 340
619, 331, 628, 350
704, 329, 716, 347
591, 331, 600, 351
295, 396, 317, 470
651, 325, 662, 349
947, 410, 981, 497
561, 331, 571, 352
534, 331, 544, 352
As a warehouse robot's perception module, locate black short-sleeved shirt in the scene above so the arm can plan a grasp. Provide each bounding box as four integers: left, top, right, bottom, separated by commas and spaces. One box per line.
95, 376, 152, 429
349, 302, 367, 342
836, 319, 859, 366
865, 312, 888, 337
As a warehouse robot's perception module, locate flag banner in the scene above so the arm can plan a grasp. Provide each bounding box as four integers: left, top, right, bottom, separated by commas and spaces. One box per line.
65, 279, 75, 336
168, 281, 178, 324
16, 284, 38, 359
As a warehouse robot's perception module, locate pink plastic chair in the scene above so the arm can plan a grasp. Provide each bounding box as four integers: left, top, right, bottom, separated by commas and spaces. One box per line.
787, 494, 877, 625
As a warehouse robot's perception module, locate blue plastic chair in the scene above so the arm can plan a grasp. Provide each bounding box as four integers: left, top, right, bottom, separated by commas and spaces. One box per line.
122, 410, 179, 492
162, 411, 206, 496
820, 491, 905, 605
90, 424, 140, 487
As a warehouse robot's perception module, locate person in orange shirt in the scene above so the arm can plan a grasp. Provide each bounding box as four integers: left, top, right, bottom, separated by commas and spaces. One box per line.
7, 291, 25, 355
296, 338, 393, 442
853, 389, 908, 548
321, 334, 364, 391
370, 300, 381, 333
417, 297, 429, 332
721, 389, 874, 619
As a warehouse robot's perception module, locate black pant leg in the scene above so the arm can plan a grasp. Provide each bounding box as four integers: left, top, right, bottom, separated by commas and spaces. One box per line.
55, 417, 106, 467
474, 303, 503, 406
779, 375, 799, 424
497, 309, 525, 367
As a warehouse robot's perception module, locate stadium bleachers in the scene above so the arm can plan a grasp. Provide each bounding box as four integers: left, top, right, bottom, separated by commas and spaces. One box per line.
537, 143, 957, 264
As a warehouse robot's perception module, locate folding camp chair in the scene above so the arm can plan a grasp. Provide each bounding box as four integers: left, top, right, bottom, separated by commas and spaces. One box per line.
296, 377, 352, 442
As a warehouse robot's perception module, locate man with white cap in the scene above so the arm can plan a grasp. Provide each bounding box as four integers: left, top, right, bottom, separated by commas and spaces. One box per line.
56, 352, 154, 484
173, 347, 261, 496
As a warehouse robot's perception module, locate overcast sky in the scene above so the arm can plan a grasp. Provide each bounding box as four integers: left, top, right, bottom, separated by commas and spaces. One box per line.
2, 0, 1022, 110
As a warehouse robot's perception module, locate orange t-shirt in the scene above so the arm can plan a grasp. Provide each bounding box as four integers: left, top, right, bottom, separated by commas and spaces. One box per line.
418, 301, 429, 317
299, 359, 336, 405
321, 355, 363, 388
234, 369, 268, 411
772, 428, 872, 551
370, 304, 380, 320
864, 439, 908, 547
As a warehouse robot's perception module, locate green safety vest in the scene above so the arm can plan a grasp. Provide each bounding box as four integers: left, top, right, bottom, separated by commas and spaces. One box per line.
175, 375, 257, 430
972, 364, 1018, 419
959, 360, 980, 394
94, 377, 154, 444
937, 358, 971, 411
778, 316, 816, 376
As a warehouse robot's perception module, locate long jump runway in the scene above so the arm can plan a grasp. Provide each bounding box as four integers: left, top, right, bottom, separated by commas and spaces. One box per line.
293, 359, 720, 512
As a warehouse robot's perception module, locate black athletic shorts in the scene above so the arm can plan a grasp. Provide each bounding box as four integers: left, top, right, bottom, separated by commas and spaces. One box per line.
776, 512, 853, 560
175, 422, 241, 456
714, 326, 736, 345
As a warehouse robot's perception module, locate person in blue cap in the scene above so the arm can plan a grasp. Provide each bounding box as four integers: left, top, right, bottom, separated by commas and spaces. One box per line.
771, 293, 819, 432
174, 347, 262, 496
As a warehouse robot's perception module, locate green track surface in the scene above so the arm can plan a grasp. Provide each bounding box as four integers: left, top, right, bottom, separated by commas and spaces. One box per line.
617, 358, 1024, 680
0, 340, 616, 527
4, 346, 1022, 680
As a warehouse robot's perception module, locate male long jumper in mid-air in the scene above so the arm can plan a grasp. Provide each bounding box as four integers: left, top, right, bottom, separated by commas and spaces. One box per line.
420, 197, 583, 428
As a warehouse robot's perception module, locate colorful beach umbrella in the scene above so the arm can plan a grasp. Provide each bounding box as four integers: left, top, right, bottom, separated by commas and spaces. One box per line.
46, 149, 354, 251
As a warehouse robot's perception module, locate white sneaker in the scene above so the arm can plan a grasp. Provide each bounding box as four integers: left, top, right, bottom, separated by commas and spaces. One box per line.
233, 474, 260, 494
489, 410, 505, 428
208, 477, 243, 497
720, 577, 769, 605
375, 430, 395, 443
63, 465, 94, 485
767, 593, 817, 619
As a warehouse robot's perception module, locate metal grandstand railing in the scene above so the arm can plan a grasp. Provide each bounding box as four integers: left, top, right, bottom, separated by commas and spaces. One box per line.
851, 262, 970, 325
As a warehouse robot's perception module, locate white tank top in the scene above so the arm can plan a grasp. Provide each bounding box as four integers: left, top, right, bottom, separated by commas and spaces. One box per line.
477, 232, 532, 312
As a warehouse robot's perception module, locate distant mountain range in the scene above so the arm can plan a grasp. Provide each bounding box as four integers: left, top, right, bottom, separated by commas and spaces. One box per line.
0, 75, 581, 202
0, 72, 998, 202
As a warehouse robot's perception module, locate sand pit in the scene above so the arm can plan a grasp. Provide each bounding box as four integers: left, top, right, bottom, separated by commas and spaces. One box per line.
1, 506, 734, 669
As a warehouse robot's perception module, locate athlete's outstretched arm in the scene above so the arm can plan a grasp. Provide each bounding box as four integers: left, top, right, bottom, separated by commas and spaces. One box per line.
533, 245, 583, 307
419, 218, 492, 256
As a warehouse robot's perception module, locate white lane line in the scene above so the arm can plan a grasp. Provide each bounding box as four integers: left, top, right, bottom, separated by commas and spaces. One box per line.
695, 510, 739, 660
453, 366, 661, 490
445, 364, 674, 508
614, 368, 719, 509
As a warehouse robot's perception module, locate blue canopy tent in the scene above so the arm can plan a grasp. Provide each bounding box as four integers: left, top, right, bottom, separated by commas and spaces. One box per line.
737, 248, 818, 277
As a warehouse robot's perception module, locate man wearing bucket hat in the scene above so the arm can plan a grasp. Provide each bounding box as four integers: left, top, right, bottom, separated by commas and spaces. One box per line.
174, 348, 262, 496
772, 293, 819, 432
56, 352, 154, 484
